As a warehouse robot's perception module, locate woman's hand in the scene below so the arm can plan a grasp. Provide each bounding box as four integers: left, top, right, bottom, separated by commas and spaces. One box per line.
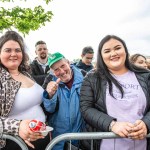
128, 120, 147, 140
18, 120, 44, 149
111, 121, 134, 137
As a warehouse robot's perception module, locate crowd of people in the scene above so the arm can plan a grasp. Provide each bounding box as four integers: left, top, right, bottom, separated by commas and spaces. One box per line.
0, 30, 150, 150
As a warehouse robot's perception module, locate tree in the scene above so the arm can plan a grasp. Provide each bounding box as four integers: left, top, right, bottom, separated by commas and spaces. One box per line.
0, 0, 53, 35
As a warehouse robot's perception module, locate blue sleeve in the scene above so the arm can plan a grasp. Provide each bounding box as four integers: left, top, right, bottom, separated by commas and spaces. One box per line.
42, 90, 58, 113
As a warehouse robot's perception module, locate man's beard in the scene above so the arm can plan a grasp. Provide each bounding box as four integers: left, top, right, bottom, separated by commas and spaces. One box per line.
40, 53, 47, 59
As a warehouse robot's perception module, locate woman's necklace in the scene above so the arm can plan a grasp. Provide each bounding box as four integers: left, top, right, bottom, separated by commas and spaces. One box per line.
10, 72, 21, 76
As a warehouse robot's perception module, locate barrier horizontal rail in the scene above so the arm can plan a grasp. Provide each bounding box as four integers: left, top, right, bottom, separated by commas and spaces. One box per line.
2, 134, 29, 150
45, 132, 150, 150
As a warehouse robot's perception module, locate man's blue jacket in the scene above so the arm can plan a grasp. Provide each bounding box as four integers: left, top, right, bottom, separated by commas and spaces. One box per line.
42, 65, 84, 150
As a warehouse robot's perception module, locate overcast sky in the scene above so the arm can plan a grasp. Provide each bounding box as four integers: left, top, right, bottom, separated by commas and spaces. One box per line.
1, 0, 150, 61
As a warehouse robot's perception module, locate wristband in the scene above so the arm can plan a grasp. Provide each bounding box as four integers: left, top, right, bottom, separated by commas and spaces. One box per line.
109, 121, 116, 131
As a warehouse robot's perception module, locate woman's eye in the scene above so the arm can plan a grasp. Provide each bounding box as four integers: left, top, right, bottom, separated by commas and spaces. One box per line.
104, 50, 110, 53
116, 47, 121, 50
15, 48, 22, 52
3, 48, 10, 52
138, 61, 143, 64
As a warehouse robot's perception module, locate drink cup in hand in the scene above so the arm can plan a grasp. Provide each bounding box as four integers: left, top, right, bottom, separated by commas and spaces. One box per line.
29, 120, 46, 132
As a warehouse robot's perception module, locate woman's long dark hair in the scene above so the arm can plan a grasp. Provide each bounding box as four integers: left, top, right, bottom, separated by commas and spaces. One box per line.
0, 30, 28, 72
96, 35, 148, 98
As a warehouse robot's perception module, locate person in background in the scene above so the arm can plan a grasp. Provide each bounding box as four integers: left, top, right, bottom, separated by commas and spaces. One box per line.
75, 46, 94, 72
30, 40, 50, 86
80, 35, 150, 150
42, 52, 85, 150
129, 53, 148, 69
146, 58, 150, 70
0, 31, 50, 150
25, 52, 32, 73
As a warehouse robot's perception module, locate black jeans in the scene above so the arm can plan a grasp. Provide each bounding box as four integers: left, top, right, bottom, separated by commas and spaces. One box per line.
1, 133, 50, 150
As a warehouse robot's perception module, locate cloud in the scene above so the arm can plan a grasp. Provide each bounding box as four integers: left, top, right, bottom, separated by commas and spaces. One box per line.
1, 0, 150, 60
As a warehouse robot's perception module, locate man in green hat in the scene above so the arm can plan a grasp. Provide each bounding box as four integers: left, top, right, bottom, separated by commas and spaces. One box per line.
42, 52, 86, 150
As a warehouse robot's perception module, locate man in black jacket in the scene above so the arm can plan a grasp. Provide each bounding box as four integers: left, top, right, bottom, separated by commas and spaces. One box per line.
75, 46, 94, 72
30, 40, 50, 86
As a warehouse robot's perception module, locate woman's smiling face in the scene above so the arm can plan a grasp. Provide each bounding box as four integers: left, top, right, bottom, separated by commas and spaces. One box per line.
101, 38, 127, 74
0, 40, 23, 70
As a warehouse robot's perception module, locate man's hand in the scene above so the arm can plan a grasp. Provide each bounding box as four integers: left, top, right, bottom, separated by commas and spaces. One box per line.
46, 78, 61, 98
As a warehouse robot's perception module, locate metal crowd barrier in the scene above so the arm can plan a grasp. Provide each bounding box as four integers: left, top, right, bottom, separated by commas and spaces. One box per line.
1, 134, 29, 150
45, 132, 150, 150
